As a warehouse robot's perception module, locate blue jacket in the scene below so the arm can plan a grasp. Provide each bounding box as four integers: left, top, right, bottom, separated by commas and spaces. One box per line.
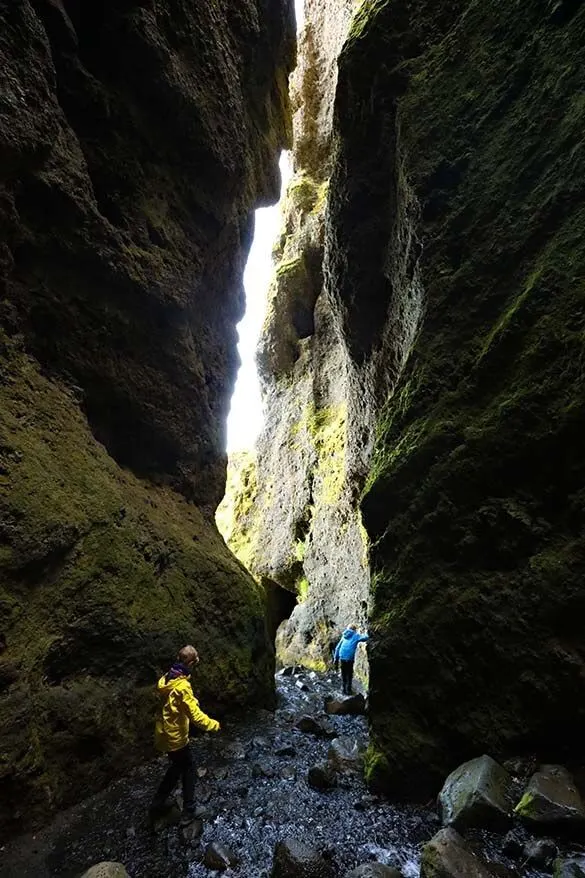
334, 629, 369, 662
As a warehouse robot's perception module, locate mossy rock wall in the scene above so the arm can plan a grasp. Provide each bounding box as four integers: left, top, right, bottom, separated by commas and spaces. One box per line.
0, 0, 294, 837
325, 0, 585, 795
223, 0, 370, 672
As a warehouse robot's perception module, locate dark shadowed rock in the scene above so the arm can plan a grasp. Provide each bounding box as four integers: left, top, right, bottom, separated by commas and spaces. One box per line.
345, 865, 403, 878
308, 762, 337, 791
271, 838, 335, 878
420, 828, 495, 878
275, 744, 297, 757
203, 842, 239, 871
180, 818, 204, 845
295, 715, 334, 736
554, 858, 585, 878
514, 766, 585, 828
501, 829, 524, 858
438, 755, 513, 830
325, 695, 366, 716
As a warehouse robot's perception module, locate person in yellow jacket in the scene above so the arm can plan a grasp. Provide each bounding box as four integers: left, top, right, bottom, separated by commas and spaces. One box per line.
150, 645, 220, 825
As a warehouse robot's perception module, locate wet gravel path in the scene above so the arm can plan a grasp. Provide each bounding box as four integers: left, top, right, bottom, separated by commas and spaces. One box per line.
2, 670, 580, 878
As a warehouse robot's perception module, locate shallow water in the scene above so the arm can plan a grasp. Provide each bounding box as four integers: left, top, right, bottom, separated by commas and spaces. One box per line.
2, 670, 580, 877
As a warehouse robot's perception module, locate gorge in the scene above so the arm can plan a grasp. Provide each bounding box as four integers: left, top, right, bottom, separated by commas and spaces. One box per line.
1, 0, 585, 867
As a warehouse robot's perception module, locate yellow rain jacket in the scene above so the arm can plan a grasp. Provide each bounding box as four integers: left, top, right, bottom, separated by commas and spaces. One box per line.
155, 672, 220, 752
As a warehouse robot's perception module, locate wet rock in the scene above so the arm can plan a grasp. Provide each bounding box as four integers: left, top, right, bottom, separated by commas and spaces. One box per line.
420, 827, 494, 878
501, 829, 524, 858
325, 694, 366, 716
150, 801, 182, 831
271, 838, 335, 878
81, 865, 129, 878
203, 842, 239, 870
296, 680, 311, 692
253, 736, 271, 749
327, 736, 362, 771
514, 765, 585, 828
353, 794, 379, 811
308, 762, 337, 791
438, 755, 513, 830
252, 762, 277, 779
180, 818, 204, 845
554, 857, 585, 878
523, 838, 557, 868
214, 766, 229, 780
194, 804, 217, 820
295, 715, 334, 736
277, 666, 303, 677
345, 866, 403, 878
197, 767, 208, 778
275, 744, 297, 757
280, 765, 297, 780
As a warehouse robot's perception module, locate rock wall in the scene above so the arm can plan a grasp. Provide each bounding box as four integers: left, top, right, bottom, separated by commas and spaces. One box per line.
221, 0, 372, 672
227, 0, 585, 798
0, 0, 294, 837
350, 0, 585, 796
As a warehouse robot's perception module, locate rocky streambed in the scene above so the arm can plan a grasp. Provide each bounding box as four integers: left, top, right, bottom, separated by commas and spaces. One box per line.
3, 670, 585, 878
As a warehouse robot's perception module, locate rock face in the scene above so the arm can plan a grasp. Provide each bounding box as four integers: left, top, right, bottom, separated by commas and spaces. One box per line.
0, 0, 294, 838
227, 0, 585, 797
221, 0, 369, 674
438, 755, 513, 831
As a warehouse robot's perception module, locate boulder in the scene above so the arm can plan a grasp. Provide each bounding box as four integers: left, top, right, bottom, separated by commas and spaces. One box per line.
203, 842, 239, 870
554, 858, 585, 878
81, 866, 129, 878
271, 838, 335, 878
420, 828, 495, 878
275, 744, 297, 757
295, 715, 334, 736
308, 762, 337, 791
514, 766, 585, 828
523, 839, 557, 868
438, 755, 513, 830
325, 694, 366, 716
345, 866, 403, 878
327, 737, 362, 771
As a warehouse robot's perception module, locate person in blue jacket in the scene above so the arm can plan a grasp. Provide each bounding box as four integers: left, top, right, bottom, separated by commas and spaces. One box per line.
333, 624, 369, 695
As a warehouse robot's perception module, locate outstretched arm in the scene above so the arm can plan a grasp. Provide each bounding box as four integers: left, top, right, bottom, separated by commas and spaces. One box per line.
358, 633, 369, 643
182, 687, 220, 732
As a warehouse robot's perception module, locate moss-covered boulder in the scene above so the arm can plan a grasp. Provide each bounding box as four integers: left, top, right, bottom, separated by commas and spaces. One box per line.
438, 755, 513, 831
420, 828, 494, 878
0, 0, 294, 839
514, 765, 585, 828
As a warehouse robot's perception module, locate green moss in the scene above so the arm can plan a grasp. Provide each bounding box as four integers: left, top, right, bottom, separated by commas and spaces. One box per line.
289, 174, 320, 214
297, 576, 310, 603
0, 333, 273, 834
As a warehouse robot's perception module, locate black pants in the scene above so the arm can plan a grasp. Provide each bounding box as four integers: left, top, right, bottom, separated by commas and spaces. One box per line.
340, 659, 354, 695
152, 744, 195, 813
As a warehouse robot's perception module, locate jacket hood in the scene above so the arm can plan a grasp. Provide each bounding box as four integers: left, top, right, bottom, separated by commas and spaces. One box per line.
342, 628, 355, 639
157, 675, 185, 695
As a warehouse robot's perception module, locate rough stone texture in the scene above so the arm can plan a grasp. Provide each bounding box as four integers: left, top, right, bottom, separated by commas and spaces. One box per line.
420, 828, 495, 878
81, 865, 129, 878
438, 755, 513, 831
221, 0, 368, 676
271, 837, 335, 878
514, 765, 585, 827
0, 0, 294, 839
344, 866, 403, 878
335, 0, 585, 796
